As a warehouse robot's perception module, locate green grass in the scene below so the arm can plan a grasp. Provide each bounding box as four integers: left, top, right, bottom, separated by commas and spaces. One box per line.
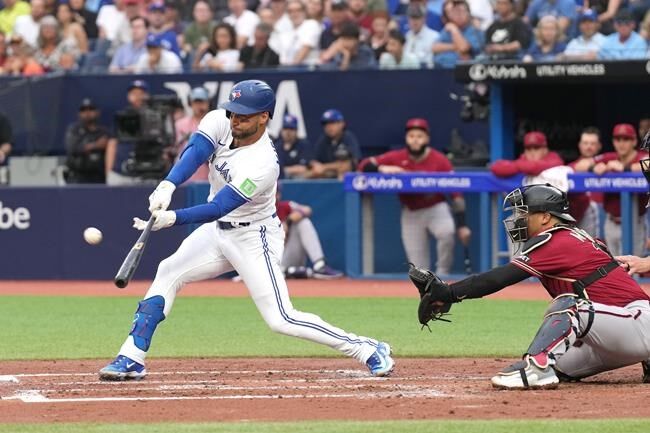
0, 296, 546, 360
2, 420, 650, 433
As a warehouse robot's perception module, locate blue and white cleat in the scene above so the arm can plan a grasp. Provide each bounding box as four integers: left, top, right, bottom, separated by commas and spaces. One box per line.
99, 355, 146, 381
366, 342, 395, 377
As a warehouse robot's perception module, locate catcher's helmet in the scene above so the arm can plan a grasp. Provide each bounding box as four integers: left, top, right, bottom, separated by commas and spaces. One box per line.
503, 184, 575, 243
219, 80, 276, 118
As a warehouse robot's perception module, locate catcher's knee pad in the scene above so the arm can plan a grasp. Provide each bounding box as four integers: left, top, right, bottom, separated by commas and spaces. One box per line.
130, 295, 166, 351
526, 294, 581, 369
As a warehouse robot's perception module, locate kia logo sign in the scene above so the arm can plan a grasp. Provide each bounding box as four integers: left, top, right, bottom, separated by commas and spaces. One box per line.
468, 64, 527, 81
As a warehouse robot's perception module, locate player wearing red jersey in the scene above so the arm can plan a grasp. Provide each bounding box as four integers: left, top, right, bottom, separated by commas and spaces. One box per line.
357, 118, 470, 275
409, 184, 650, 389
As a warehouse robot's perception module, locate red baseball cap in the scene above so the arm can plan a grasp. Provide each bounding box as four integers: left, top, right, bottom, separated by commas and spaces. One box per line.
523, 131, 547, 148
612, 123, 636, 138
405, 118, 430, 134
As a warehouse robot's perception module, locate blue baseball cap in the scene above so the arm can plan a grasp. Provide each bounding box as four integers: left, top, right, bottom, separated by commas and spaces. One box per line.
579, 9, 598, 22
283, 114, 298, 129
146, 33, 163, 48
321, 109, 344, 124
148, 1, 165, 12
128, 79, 149, 93
189, 87, 209, 102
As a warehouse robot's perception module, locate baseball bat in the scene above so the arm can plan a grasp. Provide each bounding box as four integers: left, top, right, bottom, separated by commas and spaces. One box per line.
114, 217, 156, 288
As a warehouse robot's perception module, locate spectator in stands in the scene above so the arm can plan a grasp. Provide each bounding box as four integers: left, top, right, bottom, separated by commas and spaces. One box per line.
357, 118, 471, 275
97, 0, 129, 43
134, 32, 183, 72
379, 28, 420, 68
638, 114, 650, 139
482, 0, 531, 61
590, 0, 622, 35
309, 108, 361, 179
276, 113, 312, 179
369, 14, 389, 59
163, 0, 184, 35
105, 80, 151, 185
0, 0, 31, 36
640, 12, 650, 43
491, 131, 564, 178
592, 123, 648, 256
276, 187, 344, 279
173, 87, 210, 183
432, 0, 483, 68
566, 126, 603, 238
147, 1, 181, 55
524, 0, 576, 37
181, 0, 215, 53
238, 22, 280, 68
268, 0, 292, 36
64, 98, 109, 184
276, 0, 321, 66
193, 22, 241, 71
306, 0, 326, 25
34, 15, 81, 71
318, 0, 351, 52
0, 112, 12, 185
57, 3, 89, 54
12, 0, 45, 48
224, 0, 260, 48
599, 9, 647, 59
320, 21, 376, 69
560, 9, 605, 60
3, 35, 44, 75
110, 0, 143, 50
69, 0, 98, 39
348, 0, 372, 38
0, 31, 7, 73
109, 16, 148, 73
398, 0, 443, 33
522, 15, 566, 62
467, 0, 494, 31
404, 4, 438, 67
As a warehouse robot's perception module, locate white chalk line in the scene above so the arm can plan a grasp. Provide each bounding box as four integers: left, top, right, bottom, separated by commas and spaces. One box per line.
0, 375, 19, 383
4, 388, 447, 403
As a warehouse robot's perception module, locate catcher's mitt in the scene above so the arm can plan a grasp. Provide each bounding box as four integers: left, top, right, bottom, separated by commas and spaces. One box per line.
408, 263, 455, 328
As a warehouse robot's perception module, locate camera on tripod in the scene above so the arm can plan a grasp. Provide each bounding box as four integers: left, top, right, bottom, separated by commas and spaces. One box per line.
114, 95, 178, 179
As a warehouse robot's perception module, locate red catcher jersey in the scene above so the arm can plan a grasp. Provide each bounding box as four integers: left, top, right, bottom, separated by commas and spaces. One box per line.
358, 148, 458, 210
511, 226, 649, 307
276, 200, 293, 222
593, 151, 649, 217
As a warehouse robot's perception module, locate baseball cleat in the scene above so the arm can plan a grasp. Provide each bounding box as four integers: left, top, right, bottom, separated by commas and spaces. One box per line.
99, 355, 146, 381
312, 265, 343, 280
366, 342, 395, 377
491, 357, 559, 390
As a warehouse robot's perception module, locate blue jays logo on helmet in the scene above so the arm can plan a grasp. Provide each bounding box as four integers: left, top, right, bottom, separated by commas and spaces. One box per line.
220, 80, 276, 118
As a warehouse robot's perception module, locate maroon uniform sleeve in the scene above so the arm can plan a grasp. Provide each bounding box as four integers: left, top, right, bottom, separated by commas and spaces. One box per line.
358, 150, 403, 171
490, 159, 519, 177
514, 152, 564, 176
276, 201, 292, 222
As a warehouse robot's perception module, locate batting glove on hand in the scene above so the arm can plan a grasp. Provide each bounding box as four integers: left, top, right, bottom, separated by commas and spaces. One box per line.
133, 210, 176, 232
148, 180, 176, 213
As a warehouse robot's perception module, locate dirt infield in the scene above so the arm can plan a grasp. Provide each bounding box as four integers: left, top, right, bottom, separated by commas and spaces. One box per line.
1, 358, 649, 423
2, 279, 650, 423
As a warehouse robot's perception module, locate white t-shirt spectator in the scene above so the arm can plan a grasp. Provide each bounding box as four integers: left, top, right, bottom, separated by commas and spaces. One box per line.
134, 49, 183, 73
96, 4, 128, 41
198, 48, 240, 72
224, 10, 260, 46
276, 19, 321, 65
13, 14, 39, 47
467, 0, 494, 31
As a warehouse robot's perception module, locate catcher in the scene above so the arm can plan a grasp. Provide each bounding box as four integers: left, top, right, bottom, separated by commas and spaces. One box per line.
409, 183, 650, 389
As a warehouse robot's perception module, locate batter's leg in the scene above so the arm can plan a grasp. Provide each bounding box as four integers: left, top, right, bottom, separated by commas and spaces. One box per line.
427, 202, 455, 275
604, 216, 622, 256
401, 207, 431, 269
100, 223, 233, 379
224, 223, 394, 376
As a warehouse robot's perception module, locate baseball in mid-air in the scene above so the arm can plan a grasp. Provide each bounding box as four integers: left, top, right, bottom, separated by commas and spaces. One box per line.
83, 227, 103, 245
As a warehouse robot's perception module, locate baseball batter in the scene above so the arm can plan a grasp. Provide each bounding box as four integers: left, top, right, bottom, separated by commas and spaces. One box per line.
411, 184, 650, 389
99, 80, 394, 380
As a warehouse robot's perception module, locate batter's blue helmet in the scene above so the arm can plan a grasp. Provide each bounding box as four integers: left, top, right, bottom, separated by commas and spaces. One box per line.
219, 80, 276, 118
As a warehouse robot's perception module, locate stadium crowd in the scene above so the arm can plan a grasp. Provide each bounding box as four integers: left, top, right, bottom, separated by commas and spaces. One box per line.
1, 0, 650, 74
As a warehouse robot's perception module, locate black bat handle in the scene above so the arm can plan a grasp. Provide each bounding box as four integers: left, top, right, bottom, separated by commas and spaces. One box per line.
114, 217, 155, 288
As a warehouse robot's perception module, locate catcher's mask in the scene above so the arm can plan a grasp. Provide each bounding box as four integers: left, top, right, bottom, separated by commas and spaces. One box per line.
640, 131, 650, 208
503, 184, 576, 244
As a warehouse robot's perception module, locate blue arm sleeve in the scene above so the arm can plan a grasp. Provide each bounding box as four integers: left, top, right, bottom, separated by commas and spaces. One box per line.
165, 132, 215, 186
173, 184, 248, 225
